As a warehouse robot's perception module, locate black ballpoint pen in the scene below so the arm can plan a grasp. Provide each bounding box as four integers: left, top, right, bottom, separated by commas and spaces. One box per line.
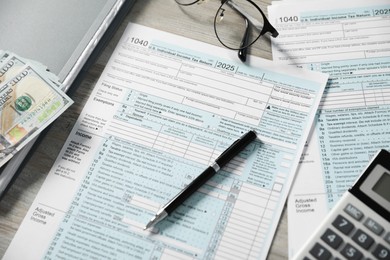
144, 130, 257, 230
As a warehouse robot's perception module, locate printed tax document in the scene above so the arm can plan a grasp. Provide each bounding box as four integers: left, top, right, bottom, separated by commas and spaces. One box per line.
4, 23, 327, 260
269, 0, 390, 256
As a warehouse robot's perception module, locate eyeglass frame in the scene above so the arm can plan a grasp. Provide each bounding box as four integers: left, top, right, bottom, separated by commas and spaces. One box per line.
175, 0, 279, 62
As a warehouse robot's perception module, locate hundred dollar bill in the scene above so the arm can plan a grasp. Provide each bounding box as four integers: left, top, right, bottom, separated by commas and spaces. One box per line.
0, 51, 61, 88
0, 53, 29, 85
0, 65, 73, 167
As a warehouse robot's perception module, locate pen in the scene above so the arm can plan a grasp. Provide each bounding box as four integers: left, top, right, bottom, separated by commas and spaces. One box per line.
144, 130, 257, 230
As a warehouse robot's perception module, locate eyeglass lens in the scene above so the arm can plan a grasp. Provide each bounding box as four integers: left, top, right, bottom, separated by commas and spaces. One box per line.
175, 0, 279, 62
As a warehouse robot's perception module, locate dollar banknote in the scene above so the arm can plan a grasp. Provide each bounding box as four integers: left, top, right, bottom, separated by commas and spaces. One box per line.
0, 51, 59, 87
0, 53, 29, 85
0, 50, 73, 167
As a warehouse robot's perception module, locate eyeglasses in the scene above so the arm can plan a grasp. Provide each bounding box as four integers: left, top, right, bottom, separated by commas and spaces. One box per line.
175, 0, 279, 62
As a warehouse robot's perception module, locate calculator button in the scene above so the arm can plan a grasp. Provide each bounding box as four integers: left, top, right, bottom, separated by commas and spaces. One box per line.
352, 229, 374, 249
332, 215, 354, 235
364, 218, 384, 236
309, 243, 332, 260
321, 228, 343, 249
384, 232, 390, 245
344, 204, 364, 220
341, 243, 363, 260
372, 244, 390, 260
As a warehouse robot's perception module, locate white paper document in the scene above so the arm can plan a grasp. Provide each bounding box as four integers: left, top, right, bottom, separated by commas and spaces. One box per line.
269, 0, 390, 256
4, 23, 328, 260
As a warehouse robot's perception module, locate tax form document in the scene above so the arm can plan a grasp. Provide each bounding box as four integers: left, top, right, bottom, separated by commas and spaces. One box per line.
4, 23, 327, 260
269, 0, 390, 257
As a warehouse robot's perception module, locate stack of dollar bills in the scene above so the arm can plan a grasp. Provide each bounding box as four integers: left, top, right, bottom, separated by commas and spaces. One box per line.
0, 50, 73, 168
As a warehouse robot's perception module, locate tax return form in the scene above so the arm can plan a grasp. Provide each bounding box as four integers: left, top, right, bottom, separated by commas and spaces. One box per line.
269, 0, 390, 256
4, 23, 328, 260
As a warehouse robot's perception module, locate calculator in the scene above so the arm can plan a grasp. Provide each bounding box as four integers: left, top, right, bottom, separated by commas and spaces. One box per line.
292, 149, 390, 260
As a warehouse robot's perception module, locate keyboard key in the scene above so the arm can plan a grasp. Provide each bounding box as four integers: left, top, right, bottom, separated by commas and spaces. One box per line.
352, 229, 374, 249
372, 243, 390, 260
309, 243, 332, 260
321, 228, 343, 249
344, 204, 364, 220
341, 243, 363, 260
364, 218, 384, 236
332, 215, 354, 235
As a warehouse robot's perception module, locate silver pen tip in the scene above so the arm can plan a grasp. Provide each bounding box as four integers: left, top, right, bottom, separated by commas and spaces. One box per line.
144, 219, 154, 230
144, 215, 158, 230
144, 210, 168, 230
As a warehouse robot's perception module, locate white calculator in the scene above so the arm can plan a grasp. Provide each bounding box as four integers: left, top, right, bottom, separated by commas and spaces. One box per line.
293, 149, 390, 260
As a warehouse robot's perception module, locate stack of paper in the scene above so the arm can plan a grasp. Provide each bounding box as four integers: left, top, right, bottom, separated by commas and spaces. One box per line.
0, 50, 73, 168
3, 23, 328, 260
268, 0, 390, 257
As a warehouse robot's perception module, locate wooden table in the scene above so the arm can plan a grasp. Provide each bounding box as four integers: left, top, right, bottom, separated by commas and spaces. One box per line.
0, 0, 288, 258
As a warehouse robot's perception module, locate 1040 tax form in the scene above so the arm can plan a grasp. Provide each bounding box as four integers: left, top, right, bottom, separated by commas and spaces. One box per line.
4, 23, 327, 259
269, 0, 390, 256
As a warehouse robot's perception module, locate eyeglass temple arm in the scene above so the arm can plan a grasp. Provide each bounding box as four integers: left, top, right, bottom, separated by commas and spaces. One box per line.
238, 19, 249, 62
226, 0, 278, 37
224, 1, 252, 62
